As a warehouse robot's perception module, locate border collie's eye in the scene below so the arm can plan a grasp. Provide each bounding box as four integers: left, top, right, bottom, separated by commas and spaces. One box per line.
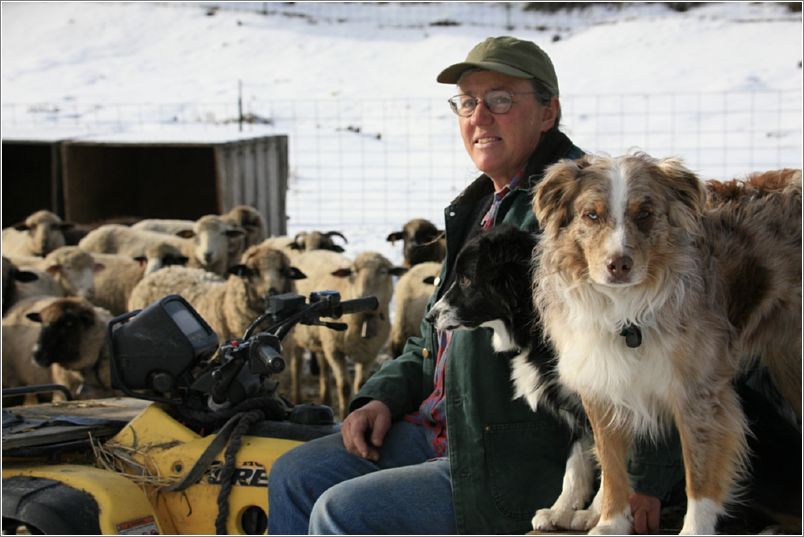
459, 275, 471, 288
583, 210, 599, 222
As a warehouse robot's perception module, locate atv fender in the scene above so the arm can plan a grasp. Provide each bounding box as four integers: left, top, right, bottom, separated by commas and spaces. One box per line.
2, 465, 160, 534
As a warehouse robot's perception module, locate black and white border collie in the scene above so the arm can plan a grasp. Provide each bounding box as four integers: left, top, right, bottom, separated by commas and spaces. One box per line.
425, 223, 600, 531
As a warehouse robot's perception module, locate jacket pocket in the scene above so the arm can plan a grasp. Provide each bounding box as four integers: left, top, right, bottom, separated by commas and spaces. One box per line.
482, 419, 572, 520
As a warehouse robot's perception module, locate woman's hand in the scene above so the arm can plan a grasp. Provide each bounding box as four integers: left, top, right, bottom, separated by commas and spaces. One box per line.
341, 399, 392, 461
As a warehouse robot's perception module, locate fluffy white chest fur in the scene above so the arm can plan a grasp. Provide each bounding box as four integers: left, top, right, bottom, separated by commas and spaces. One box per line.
553, 322, 676, 434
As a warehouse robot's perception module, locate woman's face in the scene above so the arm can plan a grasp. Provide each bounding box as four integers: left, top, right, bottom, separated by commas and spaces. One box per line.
457, 70, 557, 187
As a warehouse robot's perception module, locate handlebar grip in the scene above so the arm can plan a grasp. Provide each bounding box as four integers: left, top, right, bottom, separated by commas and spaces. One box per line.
338, 296, 379, 315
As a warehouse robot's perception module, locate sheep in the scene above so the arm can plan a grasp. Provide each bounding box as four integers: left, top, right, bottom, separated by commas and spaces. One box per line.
291, 250, 406, 419
2, 210, 73, 257
222, 204, 267, 249
1, 296, 106, 403
89, 249, 188, 316
389, 261, 441, 357
287, 249, 353, 405
131, 218, 195, 235
128, 243, 306, 340
78, 220, 235, 276
2, 256, 40, 316
6, 246, 103, 302
261, 231, 349, 265
25, 296, 116, 400
63, 215, 141, 246
386, 218, 445, 267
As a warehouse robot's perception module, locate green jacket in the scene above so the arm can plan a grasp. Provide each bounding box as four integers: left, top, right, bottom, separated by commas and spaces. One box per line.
354, 130, 680, 533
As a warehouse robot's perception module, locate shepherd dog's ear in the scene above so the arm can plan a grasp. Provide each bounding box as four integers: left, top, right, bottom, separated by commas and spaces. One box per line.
655, 156, 706, 234
532, 156, 589, 239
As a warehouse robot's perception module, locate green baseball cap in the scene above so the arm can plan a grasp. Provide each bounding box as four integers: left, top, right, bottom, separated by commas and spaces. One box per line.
437, 36, 559, 96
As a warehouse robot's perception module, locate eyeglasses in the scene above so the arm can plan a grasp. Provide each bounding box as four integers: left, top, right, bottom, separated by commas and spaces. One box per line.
447, 90, 538, 117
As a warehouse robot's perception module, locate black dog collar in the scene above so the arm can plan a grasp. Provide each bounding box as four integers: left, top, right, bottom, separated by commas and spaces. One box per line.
619, 323, 642, 348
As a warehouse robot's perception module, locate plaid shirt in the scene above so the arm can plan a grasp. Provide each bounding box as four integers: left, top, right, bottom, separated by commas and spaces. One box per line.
403, 167, 526, 457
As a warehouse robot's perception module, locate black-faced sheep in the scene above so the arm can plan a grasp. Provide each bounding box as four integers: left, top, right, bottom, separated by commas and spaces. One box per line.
386, 218, 445, 267
127, 243, 306, 340
2, 296, 112, 403
291, 250, 406, 419
390, 261, 442, 357
2, 210, 73, 257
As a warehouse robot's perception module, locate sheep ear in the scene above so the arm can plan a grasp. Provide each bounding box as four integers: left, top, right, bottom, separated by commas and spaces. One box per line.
287, 267, 307, 280
14, 222, 30, 231
422, 276, 436, 285
386, 231, 403, 243
14, 270, 39, 283
93, 262, 106, 273
331, 267, 352, 278
169, 256, 189, 266
390, 267, 408, 277
26, 312, 43, 323
289, 242, 303, 250
176, 229, 195, 239
228, 264, 254, 278
133, 256, 148, 267
45, 263, 63, 275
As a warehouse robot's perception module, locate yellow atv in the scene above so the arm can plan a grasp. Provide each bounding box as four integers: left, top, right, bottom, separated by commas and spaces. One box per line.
3, 291, 377, 534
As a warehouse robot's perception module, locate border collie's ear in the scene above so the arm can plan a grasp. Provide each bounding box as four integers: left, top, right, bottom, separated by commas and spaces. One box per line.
656, 157, 706, 232
533, 157, 586, 238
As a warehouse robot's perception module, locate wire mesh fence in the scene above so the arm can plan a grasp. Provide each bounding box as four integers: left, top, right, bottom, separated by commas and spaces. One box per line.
3, 87, 802, 230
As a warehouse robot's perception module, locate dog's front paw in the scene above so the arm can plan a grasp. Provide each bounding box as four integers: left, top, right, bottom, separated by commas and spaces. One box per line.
587, 513, 632, 535
569, 508, 601, 530
531, 507, 576, 531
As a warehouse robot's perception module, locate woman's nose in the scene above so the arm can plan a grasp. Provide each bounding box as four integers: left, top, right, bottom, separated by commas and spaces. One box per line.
469, 99, 493, 125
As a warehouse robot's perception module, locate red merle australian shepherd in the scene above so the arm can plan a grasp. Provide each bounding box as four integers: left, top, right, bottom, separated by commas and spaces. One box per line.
532, 152, 801, 534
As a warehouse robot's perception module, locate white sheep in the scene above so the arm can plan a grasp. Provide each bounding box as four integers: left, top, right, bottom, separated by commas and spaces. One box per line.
128, 243, 306, 340
86, 217, 242, 277
2, 296, 109, 403
386, 218, 445, 267
6, 246, 103, 302
2, 210, 73, 257
89, 248, 188, 316
389, 261, 441, 357
286, 249, 353, 405
131, 218, 196, 235
291, 250, 405, 419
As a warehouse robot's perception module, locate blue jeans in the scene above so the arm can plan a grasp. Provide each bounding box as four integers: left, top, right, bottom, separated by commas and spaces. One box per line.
267, 420, 456, 534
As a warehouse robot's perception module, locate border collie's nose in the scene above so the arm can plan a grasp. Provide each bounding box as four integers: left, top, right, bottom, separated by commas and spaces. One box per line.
606, 255, 633, 279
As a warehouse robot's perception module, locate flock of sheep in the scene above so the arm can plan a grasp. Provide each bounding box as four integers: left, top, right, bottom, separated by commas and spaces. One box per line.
1, 209, 446, 418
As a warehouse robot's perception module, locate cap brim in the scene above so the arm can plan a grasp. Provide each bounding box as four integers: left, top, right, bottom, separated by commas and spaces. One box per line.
436, 61, 533, 84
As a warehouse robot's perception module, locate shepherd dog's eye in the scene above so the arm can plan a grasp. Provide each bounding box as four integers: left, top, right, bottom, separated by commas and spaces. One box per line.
583, 210, 599, 222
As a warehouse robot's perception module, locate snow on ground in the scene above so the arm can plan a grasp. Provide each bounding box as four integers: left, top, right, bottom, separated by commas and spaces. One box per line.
2, 1, 802, 264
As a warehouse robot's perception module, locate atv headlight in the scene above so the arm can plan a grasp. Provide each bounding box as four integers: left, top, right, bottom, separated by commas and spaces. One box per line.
109, 294, 218, 401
